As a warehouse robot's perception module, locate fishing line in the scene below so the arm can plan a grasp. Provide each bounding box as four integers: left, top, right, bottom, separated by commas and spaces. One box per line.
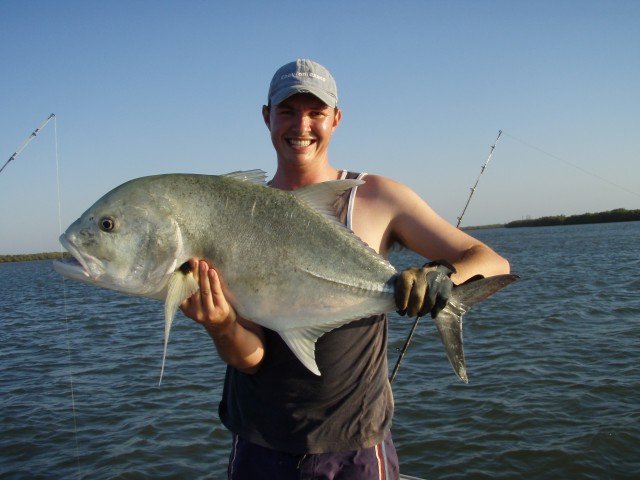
3, 115, 82, 473
502, 131, 640, 199
53, 117, 83, 479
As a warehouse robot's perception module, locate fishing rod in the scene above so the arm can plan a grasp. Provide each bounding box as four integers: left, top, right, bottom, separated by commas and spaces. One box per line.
456, 130, 502, 228
391, 130, 502, 384
1, 113, 56, 175
390, 315, 421, 384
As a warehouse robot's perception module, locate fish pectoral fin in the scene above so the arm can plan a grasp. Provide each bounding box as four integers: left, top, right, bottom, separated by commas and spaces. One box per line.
433, 310, 468, 384
279, 326, 332, 376
158, 270, 199, 385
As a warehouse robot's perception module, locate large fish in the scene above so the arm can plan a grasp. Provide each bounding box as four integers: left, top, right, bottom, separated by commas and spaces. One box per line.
53, 170, 518, 384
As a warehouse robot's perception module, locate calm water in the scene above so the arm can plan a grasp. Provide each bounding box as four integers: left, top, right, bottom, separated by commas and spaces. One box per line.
1, 222, 639, 479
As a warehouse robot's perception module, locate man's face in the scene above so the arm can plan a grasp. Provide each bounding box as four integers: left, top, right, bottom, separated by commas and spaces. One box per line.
263, 93, 342, 167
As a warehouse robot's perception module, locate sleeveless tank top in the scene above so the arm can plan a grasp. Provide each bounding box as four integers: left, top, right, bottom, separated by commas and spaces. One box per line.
218, 171, 393, 454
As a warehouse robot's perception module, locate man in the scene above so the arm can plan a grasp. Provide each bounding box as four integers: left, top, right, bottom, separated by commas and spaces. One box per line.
180, 59, 510, 479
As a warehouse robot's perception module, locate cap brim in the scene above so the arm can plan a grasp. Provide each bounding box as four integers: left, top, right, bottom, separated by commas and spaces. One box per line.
271, 86, 337, 108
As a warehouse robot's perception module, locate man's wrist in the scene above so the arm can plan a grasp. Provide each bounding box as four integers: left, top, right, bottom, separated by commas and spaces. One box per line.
203, 310, 237, 337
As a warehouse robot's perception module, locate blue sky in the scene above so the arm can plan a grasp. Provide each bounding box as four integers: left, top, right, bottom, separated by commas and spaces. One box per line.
1, 0, 638, 254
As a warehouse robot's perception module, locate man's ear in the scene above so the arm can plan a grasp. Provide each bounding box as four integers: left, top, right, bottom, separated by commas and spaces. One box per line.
262, 105, 271, 130
332, 108, 342, 131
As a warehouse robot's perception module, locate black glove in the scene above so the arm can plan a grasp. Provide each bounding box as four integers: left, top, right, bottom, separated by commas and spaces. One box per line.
394, 260, 456, 319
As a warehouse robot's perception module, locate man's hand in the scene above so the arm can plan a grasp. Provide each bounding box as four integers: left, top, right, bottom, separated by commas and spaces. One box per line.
394, 260, 456, 318
180, 258, 236, 331
179, 258, 265, 373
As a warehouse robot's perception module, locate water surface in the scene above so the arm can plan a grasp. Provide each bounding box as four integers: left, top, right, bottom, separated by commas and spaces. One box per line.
1, 222, 638, 479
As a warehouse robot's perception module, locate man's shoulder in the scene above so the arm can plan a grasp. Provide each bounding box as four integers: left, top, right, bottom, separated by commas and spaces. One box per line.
358, 173, 414, 199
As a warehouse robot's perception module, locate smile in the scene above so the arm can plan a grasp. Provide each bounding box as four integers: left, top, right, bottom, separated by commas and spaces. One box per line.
288, 139, 314, 147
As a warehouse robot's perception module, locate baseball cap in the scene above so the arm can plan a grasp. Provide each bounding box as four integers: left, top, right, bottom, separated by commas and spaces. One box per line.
267, 59, 338, 108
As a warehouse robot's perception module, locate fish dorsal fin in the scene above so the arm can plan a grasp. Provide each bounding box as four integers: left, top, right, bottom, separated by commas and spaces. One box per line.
223, 169, 268, 185
159, 268, 199, 385
294, 179, 396, 273
278, 318, 352, 376
292, 179, 364, 227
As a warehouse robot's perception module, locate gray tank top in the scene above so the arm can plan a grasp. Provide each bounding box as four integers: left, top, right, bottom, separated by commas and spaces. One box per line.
218, 171, 393, 453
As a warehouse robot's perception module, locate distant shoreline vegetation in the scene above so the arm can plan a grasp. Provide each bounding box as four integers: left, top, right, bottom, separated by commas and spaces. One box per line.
0, 252, 70, 263
1, 208, 638, 260
502, 208, 640, 228
461, 208, 640, 230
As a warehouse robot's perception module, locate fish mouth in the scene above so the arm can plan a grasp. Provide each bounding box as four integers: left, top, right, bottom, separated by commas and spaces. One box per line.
52, 235, 92, 280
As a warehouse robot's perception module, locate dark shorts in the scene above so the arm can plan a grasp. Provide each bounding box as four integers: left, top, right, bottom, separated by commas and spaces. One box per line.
227, 432, 399, 480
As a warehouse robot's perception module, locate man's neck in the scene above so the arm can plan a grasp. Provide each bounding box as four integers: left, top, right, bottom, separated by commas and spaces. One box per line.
270, 164, 341, 190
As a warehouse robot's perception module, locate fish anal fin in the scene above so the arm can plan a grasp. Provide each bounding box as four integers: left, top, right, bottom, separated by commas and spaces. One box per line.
278, 322, 345, 376
159, 269, 199, 385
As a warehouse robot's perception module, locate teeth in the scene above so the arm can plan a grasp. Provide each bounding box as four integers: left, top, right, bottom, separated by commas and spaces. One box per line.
289, 139, 312, 147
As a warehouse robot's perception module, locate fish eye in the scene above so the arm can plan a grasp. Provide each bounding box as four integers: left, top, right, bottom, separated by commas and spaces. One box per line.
99, 216, 116, 232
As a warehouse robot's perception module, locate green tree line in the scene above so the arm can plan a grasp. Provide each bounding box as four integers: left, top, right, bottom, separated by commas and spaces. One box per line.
504, 208, 640, 228
0, 252, 71, 263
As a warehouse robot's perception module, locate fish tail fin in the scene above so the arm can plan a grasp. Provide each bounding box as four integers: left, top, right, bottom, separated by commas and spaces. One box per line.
159, 268, 199, 385
435, 274, 519, 383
